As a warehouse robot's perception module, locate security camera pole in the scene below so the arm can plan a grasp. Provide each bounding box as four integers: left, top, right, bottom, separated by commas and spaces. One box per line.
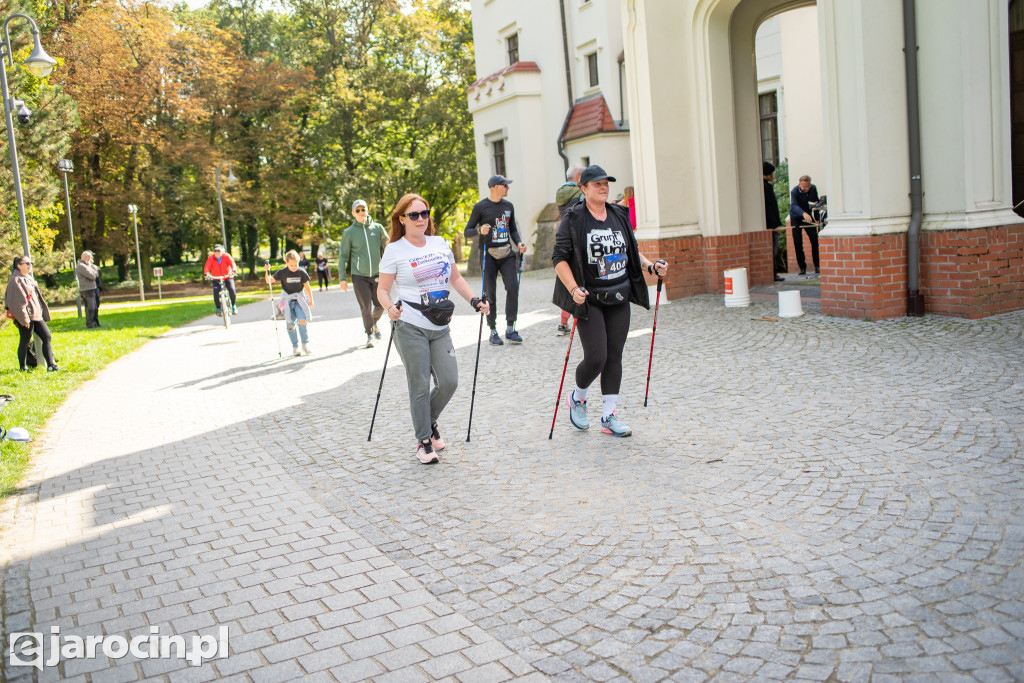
128, 204, 144, 302
0, 13, 58, 257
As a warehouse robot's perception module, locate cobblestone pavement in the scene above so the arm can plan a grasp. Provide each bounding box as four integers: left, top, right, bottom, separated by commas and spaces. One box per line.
2, 271, 1023, 682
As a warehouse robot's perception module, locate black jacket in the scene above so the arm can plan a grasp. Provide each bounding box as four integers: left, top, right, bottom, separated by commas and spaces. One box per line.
551, 201, 650, 319
764, 179, 782, 230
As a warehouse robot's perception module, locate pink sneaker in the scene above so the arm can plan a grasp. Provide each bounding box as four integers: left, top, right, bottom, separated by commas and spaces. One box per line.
430, 422, 446, 452
416, 441, 438, 464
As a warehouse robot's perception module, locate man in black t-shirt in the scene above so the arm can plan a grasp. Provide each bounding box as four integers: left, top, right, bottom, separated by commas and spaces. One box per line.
464, 174, 528, 346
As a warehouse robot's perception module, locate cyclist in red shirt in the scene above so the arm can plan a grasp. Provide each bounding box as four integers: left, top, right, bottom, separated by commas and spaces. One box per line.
203, 244, 238, 316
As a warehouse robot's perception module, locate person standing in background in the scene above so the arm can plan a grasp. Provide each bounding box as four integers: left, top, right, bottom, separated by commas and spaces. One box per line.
75, 250, 103, 327
315, 252, 329, 291
789, 175, 820, 276
762, 163, 785, 282
553, 165, 584, 336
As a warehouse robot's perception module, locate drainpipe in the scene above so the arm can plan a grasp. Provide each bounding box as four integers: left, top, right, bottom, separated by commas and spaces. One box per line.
557, 0, 573, 173
903, 0, 925, 316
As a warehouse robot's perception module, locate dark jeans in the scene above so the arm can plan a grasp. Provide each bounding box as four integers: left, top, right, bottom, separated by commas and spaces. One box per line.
483, 253, 519, 329
575, 301, 631, 395
316, 270, 328, 289
16, 320, 55, 370
352, 274, 384, 334
83, 288, 100, 327
212, 278, 237, 310
792, 224, 819, 272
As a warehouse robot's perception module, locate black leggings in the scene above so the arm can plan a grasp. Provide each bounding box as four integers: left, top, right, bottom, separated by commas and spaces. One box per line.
575, 301, 630, 394
316, 270, 328, 289
15, 320, 55, 369
483, 253, 519, 329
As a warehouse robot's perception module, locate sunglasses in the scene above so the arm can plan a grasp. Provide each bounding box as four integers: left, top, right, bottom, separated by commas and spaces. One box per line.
404, 210, 430, 221
354, 207, 367, 213
20, 261, 31, 266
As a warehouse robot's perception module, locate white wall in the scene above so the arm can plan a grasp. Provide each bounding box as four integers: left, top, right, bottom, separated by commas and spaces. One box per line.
779, 7, 825, 194
468, 0, 633, 253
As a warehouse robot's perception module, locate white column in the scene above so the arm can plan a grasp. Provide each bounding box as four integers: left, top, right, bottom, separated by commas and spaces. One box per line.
818, 0, 911, 236
621, 0, 701, 241
917, 0, 1022, 230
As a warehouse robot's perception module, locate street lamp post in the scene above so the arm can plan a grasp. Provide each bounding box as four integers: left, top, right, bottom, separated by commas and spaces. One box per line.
214, 161, 237, 250
0, 13, 57, 257
317, 194, 332, 249
58, 159, 82, 318
127, 204, 144, 302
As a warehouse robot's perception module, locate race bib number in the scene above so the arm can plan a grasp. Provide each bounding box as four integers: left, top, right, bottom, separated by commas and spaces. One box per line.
492, 212, 511, 243
587, 229, 628, 280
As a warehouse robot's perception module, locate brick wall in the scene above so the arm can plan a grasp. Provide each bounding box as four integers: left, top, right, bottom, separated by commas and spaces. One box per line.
642, 224, 1023, 319
817, 224, 1024, 319
819, 234, 908, 319
919, 225, 1024, 319
639, 232, 774, 299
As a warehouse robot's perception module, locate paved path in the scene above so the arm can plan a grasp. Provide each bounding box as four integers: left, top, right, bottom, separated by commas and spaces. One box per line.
2, 272, 1023, 682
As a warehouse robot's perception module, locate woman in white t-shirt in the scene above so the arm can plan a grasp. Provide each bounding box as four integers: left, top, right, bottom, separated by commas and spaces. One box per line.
377, 193, 490, 464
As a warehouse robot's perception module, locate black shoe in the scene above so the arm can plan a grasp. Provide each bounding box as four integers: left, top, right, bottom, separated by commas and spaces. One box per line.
798, 268, 806, 275
489, 331, 504, 346
47, 365, 59, 372
505, 330, 523, 344
556, 324, 569, 336
774, 275, 785, 282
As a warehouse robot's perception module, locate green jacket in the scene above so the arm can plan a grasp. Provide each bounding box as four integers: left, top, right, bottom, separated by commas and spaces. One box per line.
338, 219, 388, 279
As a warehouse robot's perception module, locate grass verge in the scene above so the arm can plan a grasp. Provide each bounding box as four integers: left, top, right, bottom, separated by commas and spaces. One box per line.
0, 295, 263, 499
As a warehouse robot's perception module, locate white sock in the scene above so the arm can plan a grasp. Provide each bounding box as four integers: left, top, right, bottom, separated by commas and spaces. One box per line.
602, 394, 618, 419
572, 385, 588, 403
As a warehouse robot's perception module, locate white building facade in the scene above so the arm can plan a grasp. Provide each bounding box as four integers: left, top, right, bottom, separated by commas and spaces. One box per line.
468, 0, 1024, 319
466, 0, 632, 267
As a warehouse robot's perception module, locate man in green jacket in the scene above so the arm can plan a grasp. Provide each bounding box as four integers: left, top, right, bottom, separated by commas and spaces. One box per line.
339, 199, 389, 347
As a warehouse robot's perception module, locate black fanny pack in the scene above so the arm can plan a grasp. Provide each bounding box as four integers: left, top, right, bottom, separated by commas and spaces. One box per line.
587, 280, 631, 305
403, 298, 456, 326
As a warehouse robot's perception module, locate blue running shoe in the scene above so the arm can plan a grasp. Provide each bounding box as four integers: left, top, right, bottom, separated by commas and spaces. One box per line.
600, 412, 632, 437
505, 330, 523, 344
567, 391, 589, 430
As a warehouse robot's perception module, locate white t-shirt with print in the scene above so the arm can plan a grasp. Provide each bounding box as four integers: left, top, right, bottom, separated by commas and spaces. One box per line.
379, 236, 457, 330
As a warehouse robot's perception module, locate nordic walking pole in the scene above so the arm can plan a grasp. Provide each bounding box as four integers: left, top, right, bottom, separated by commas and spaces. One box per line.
265, 262, 282, 358
466, 248, 487, 442
368, 302, 402, 442
644, 273, 665, 407
549, 316, 578, 439
513, 250, 523, 332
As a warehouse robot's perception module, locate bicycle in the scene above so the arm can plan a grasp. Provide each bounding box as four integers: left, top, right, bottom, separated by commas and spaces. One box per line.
206, 274, 235, 329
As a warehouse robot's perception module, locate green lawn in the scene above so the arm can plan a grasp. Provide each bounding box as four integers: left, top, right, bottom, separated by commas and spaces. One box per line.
0, 295, 263, 499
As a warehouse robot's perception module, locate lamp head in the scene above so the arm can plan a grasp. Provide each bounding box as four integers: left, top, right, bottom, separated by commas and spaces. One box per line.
23, 35, 57, 78
323, 199, 332, 211
127, 204, 138, 214
58, 159, 73, 173
225, 163, 238, 184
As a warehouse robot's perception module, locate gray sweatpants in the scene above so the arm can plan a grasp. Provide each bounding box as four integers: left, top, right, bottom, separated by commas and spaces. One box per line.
392, 321, 459, 443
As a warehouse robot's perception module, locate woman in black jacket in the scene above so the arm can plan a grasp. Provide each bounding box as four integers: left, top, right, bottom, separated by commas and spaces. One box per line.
552, 166, 667, 437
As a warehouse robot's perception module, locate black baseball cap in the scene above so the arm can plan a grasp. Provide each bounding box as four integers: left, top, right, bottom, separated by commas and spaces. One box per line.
579, 165, 616, 184
487, 175, 513, 188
